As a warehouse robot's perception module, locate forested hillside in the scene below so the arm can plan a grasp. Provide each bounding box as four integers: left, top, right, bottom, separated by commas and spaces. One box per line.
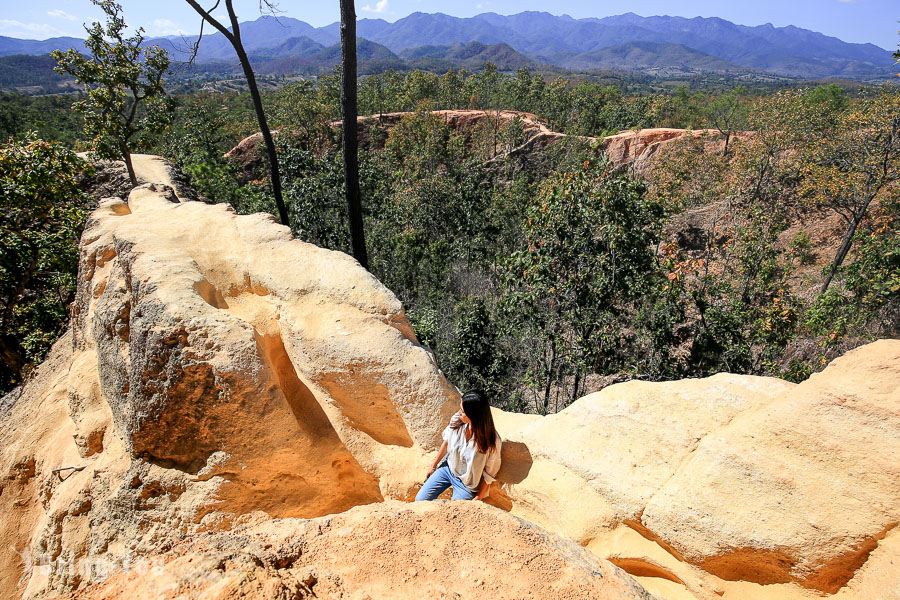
2, 62, 897, 411
2, 6, 899, 600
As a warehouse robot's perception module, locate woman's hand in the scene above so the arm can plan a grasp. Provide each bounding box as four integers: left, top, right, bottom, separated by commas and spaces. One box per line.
426, 464, 436, 479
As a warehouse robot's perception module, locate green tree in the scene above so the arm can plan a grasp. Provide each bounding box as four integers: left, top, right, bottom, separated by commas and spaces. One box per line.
280, 147, 349, 250
446, 297, 511, 400
0, 133, 92, 391
162, 98, 246, 206
541, 77, 572, 131
508, 159, 665, 406
184, 0, 290, 227
806, 84, 849, 114
383, 106, 465, 180
671, 85, 703, 129
501, 67, 534, 112
52, 0, 172, 186
360, 70, 405, 116
893, 30, 899, 74
704, 85, 748, 156
401, 70, 441, 111
799, 89, 900, 293
437, 69, 468, 110
805, 195, 900, 348
269, 81, 332, 150
465, 63, 502, 110
569, 83, 620, 136
0, 93, 84, 145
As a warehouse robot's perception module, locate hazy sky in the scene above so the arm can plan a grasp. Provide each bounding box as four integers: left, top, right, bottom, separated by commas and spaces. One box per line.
1, 0, 897, 50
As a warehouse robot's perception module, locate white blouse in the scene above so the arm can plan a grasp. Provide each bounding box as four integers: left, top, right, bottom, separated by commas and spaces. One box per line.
442, 412, 502, 492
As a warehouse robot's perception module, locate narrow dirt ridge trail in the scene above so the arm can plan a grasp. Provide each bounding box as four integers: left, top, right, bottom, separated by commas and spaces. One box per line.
129, 154, 181, 197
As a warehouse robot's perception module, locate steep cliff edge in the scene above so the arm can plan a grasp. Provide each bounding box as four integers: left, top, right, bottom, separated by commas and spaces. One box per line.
1, 182, 461, 598
1, 175, 897, 600
225, 109, 736, 177
494, 340, 900, 598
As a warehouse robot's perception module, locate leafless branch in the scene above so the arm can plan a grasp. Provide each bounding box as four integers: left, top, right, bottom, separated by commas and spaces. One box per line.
184, 0, 230, 65
259, 1, 284, 18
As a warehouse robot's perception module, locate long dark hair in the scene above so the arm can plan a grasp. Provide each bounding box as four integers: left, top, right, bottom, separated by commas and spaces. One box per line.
456, 390, 498, 454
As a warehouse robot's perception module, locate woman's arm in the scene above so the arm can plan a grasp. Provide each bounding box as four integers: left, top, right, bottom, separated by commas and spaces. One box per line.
476, 439, 502, 500
430, 413, 458, 478
474, 476, 490, 501
427, 440, 448, 478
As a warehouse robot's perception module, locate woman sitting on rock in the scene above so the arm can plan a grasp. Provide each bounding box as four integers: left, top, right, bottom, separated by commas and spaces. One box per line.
416, 390, 502, 501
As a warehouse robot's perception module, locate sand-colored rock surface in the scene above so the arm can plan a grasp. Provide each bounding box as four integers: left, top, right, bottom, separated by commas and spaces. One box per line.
599, 128, 746, 175
498, 374, 794, 533
643, 340, 900, 593
1, 156, 898, 600
226, 109, 738, 176
493, 341, 900, 598
49, 501, 654, 600
1, 181, 460, 598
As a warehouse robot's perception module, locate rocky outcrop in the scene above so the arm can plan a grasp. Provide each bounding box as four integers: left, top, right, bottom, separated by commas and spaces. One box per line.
222, 131, 268, 170
347, 109, 552, 135
226, 109, 557, 170
642, 340, 900, 593
78, 154, 200, 202
1, 182, 461, 599
225, 110, 737, 176
51, 501, 654, 600
494, 373, 794, 535
73, 184, 457, 488
599, 128, 742, 176
494, 340, 900, 596
2, 163, 898, 600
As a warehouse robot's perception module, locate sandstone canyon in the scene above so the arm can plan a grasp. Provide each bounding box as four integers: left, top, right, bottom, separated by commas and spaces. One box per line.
0, 158, 898, 600
226, 109, 739, 178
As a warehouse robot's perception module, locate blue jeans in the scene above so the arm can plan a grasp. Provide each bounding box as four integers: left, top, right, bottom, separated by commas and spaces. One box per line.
415, 465, 477, 501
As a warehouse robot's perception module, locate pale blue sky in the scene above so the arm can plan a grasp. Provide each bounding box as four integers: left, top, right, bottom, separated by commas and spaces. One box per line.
1, 0, 897, 50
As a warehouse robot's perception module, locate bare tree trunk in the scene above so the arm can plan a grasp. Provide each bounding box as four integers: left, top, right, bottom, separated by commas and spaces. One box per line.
542, 340, 556, 415
340, 0, 369, 270
229, 26, 288, 227
570, 370, 582, 406
821, 213, 863, 294
235, 54, 287, 226
120, 141, 137, 186
184, 0, 289, 227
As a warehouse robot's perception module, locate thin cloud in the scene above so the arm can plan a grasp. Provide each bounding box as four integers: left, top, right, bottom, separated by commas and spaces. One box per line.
47, 10, 77, 21
151, 18, 188, 36
362, 0, 389, 14
0, 19, 69, 39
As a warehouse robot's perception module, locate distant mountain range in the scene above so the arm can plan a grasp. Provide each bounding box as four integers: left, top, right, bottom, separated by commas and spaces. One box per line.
0, 11, 895, 81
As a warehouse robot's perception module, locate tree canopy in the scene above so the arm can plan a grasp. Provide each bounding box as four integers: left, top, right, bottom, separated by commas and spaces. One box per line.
52, 0, 172, 185
0, 133, 92, 390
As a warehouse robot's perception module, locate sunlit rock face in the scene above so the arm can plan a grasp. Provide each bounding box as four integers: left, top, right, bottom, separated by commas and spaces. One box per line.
0, 183, 460, 598
494, 340, 900, 596
55, 501, 656, 600
1, 173, 897, 600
